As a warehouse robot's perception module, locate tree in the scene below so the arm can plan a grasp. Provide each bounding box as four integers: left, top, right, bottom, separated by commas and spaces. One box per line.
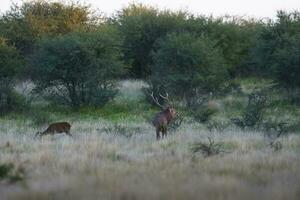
251, 11, 300, 91
30, 26, 125, 108
114, 3, 188, 78
0, 38, 23, 113
149, 32, 228, 106
0, 0, 95, 54
114, 4, 262, 79
274, 34, 300, 89
183, 16, 263, 77
211, 17, 263, 77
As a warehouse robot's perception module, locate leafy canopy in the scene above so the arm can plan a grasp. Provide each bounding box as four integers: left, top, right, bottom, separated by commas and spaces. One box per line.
0, 0, 94, 54
0, 38, 24, 113
149, 32, 228, 106
30, 26, 125, 108
252, 11, 300, 89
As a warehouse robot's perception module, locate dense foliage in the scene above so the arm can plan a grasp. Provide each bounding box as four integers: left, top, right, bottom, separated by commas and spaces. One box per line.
0, 0, 94, 54
30, 27, 125, 108
114, 4, 188, 78
0, 0, 299, 111
0, 38, 23, 113
115, 4, 263, 78
252, 11, 300, 90
149, 32, 228, 106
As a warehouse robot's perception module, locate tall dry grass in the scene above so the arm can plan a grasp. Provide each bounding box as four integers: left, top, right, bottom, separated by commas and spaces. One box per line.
0, 118, 300, 200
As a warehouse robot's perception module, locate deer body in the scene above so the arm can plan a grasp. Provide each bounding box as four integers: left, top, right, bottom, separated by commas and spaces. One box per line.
153, 108, 176, 140
35, 122, 72, 138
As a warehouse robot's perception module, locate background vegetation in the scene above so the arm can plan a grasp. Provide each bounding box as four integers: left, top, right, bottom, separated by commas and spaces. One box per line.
0, 1, 299, 199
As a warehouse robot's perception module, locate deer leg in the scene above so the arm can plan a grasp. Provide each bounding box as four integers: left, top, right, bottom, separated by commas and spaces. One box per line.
163, 128, 167, 138
162, 126, 167, 138
156, 128, 161, 140
34, 132, 42, 140
34, 133, 39, 139
66, 131, 73, 137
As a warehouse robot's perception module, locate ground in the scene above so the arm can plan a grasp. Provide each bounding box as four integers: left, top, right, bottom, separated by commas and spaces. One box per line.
0, 80, 300, 200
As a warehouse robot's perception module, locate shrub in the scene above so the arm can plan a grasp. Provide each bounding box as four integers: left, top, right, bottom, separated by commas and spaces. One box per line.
190, 137, 225, 157
231, 90, 267, 129
103, 124, 141, 138
242, 91, 267, 127
149, 32, 228, 107
168, 112, 184, 133
251, 11, 300, 94
30, 27, 125, 108
114, 3, 188, 78
0, 90, 27, 114
211, 18, 263, 77
191, 106, 218, 123
29, 109, 53, 127
0, 163, 24, 183
0, 38, 23, 114
115, 4, 262, 79
262, 120, 288, 152
206, 120, 231, 132
0, 0, 95, 54
269, 140, 283, 152
261, 121, 288, 137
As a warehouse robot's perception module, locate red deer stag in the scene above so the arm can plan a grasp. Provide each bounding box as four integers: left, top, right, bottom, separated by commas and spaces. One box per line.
150, 92, 176, 140
34, 122, 72, 138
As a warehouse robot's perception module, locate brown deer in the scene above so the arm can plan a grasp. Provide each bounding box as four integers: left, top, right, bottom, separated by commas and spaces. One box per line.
34, 122, 72, 138
150, 92, 177, 140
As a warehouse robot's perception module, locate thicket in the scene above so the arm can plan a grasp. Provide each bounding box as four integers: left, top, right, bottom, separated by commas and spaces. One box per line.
149, 32, 228, 107
0, 0, 299, 113
30, 27, 125, 108
0, 38, 24, 113
251, 11, 300, 103
113, 4, 263, 78
0, 0, 95, 55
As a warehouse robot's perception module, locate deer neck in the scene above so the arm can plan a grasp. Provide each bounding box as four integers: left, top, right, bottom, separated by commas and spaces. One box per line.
164, 110, 173, 124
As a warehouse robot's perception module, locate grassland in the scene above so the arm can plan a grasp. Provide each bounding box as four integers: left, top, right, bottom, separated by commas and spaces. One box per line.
0, 80, 300, 200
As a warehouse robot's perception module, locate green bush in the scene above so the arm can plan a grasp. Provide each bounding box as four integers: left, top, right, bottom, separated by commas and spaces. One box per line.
28, 109, 53, 127
0, 90, 27, 114
149, 32, 228, 106
103, 124, 141, 138
251, 11, 300, 93
243, 92, 267, 127
30, 26, 125, 108
115, 4, 262, 78
114, 3, 188, 78
0, 163, 24, 183
270, 140, 283, 152
191, 106, 218, 123
0, 0, 94, 54
0, 38, 24, 114
168, 113, 184, 133
231, 90, 267, 129
208, 17, 263, 77
190, 137, 225, 157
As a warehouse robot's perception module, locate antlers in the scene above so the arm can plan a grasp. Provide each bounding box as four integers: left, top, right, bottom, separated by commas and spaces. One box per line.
150, 92, 171, 109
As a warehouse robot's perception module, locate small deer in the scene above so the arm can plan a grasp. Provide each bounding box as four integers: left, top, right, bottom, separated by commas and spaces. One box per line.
150, 92, 177, 140
34, 122, 72, 139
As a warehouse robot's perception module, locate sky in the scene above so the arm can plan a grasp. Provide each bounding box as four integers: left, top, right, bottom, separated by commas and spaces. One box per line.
0, 0, 299, 19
